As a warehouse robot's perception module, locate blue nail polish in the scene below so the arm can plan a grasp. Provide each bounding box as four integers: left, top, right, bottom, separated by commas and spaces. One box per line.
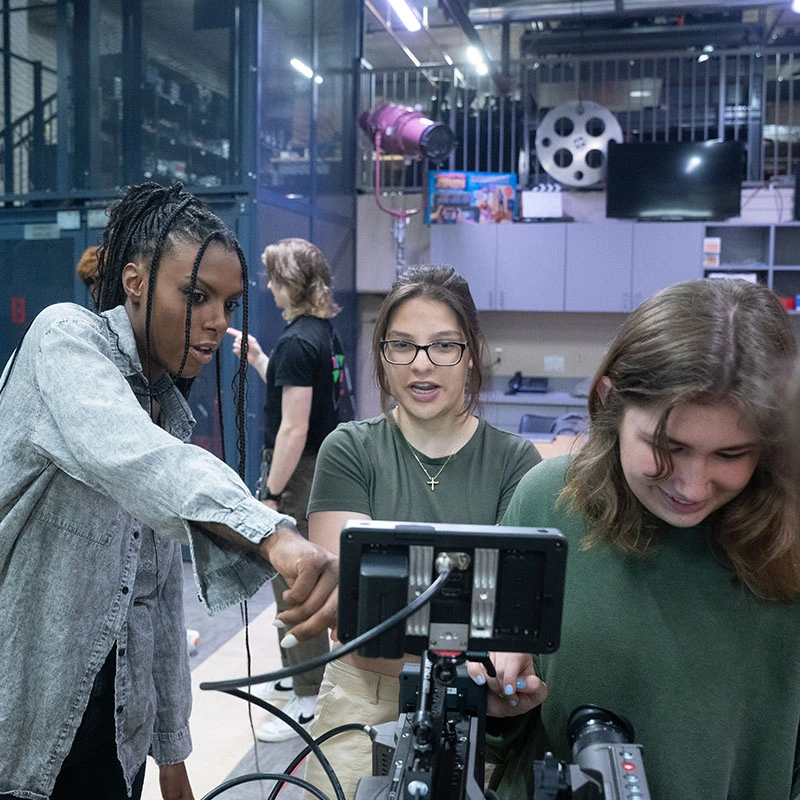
509, 699, 518, 707
475, 674, 486, 686
504, 684, 514, 696
516, 677, 526, 690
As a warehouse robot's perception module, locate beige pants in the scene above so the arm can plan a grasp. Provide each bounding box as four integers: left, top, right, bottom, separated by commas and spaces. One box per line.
303, 659, 399, 800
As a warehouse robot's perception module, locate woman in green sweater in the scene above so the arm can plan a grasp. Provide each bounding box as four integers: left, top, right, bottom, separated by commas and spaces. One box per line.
477, 278, 800, 800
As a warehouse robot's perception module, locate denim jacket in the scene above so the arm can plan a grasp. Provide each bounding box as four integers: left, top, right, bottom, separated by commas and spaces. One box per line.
0, 303, 294, 798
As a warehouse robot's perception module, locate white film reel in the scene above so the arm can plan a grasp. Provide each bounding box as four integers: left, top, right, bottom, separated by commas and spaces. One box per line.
535, 100, 623, 188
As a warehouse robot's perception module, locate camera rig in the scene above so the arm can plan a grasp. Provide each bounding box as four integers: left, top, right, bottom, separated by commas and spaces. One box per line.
200, 519, 651, 800
338, 520, 567, 800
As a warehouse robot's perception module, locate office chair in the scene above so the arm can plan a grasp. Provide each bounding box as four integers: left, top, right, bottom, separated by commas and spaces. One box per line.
518, 413, 557, 434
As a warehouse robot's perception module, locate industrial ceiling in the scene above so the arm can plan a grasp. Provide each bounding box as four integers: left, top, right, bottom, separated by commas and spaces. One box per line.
364, 0, 800, 73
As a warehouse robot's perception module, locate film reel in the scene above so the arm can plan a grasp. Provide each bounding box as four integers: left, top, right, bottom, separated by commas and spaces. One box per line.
535, 100, 623, 188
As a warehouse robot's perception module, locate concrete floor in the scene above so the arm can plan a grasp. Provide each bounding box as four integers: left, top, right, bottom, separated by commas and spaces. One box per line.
140, 563, 320, 800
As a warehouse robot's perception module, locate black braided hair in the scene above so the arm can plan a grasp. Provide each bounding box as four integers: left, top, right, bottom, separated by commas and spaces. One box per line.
95, 181, 250, 478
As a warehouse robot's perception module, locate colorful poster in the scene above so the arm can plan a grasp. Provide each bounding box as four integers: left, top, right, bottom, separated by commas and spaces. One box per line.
427, 171, 517, 224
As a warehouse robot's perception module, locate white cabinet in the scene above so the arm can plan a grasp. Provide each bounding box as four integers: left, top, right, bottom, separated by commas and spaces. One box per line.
565, 223, 633, 311
631, 223, 705, 306
430, 223, 566, 310
399, 220, 710, 312
429, 224, 497, 309
495, 223, 565, 311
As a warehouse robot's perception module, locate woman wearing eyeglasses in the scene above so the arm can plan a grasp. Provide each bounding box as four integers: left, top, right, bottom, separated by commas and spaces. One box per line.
303, 264, 542, 799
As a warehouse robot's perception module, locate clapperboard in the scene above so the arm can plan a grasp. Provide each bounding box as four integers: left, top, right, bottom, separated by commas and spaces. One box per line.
521, 183, 564, 219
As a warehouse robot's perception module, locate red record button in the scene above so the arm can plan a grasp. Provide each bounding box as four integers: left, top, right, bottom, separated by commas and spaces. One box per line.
622, 761, 636, 772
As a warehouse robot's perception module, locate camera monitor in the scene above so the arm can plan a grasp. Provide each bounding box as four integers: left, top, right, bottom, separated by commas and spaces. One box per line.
338, 520, 567, 659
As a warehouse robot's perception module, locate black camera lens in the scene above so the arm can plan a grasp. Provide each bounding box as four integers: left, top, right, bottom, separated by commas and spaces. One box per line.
567, 704, 635, 757
420, 124, 456, 162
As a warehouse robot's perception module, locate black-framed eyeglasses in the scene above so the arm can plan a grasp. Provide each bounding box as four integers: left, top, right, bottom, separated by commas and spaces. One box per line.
380, 339, 468, 366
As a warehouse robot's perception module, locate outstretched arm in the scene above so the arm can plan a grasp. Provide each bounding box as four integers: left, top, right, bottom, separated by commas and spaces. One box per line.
226, 326, 269, 383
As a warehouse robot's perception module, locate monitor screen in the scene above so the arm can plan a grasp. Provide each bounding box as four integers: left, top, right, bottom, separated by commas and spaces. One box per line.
606, 140, 743, 221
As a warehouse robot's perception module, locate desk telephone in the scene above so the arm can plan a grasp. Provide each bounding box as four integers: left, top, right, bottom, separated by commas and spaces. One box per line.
506, 371, 549, 394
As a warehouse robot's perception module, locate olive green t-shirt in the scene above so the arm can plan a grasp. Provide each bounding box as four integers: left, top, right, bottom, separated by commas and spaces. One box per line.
307, 415, 541, 524
488, 455, 800, 800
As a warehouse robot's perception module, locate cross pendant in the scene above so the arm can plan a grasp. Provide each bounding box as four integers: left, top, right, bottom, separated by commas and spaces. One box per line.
427, 476, 439, 491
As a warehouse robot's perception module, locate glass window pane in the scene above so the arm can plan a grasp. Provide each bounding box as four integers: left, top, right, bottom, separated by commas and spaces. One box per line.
0, 4, 58, 195
259, 1, 313, 197
141, 0, 235, 188
98, 0, 124, 189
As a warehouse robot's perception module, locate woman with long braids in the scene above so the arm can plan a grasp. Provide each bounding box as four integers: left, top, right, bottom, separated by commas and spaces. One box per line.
0, 183, 337, 800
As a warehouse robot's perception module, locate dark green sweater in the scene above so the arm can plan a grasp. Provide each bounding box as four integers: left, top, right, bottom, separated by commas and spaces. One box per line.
488, 456, 800, 800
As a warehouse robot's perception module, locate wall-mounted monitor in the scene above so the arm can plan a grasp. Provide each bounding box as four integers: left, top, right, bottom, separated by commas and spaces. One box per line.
606, 140, 743, 221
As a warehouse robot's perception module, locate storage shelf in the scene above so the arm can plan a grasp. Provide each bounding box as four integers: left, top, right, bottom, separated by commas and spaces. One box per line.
706, 222, 800, 304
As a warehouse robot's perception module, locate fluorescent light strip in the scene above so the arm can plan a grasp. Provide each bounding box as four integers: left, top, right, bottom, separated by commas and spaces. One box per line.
365, 0, 421, 67
290, 58, 313, 79
388, 0, 421, 32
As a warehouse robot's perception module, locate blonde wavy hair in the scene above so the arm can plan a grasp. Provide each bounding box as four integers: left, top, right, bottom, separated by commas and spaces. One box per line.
261, 238, 341, 321
562, 278, 800, 602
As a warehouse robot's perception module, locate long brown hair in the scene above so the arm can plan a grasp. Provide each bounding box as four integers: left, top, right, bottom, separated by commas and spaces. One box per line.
371, 264, 485, 416
562, 278, 800, 601
261, 238, 340, 322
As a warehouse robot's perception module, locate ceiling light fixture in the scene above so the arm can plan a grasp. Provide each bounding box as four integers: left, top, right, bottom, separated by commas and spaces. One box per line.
793, 0, 800, 13
290, 58, 313, 79
388, 0, 421, 32
365, 0, 422, 68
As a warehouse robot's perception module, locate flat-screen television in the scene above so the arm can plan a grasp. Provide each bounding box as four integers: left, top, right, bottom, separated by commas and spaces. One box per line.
606, 140, 743, 220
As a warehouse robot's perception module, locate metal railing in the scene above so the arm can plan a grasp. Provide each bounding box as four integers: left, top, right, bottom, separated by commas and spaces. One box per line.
358, 46, 800, 192
0, 53, 59, 197
0, 90, 58, 195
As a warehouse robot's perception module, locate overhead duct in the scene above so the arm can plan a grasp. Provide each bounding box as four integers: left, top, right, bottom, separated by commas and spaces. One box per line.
469, 0, 787, 24
520, 20, 766, 55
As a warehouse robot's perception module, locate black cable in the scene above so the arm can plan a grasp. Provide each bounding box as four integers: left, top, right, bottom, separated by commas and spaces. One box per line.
200, 568, 451, 692
218, 688, 347, 800
199, 771, 331, 800
199, 569, 451, 800
266, 722, 371, 800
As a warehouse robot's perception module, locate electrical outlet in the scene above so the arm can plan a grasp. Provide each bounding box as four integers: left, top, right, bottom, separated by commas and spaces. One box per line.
544, 355, 565, 373
494, 347, 503, 364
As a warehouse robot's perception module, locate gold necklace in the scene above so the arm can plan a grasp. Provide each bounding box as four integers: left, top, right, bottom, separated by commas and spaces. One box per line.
406, 445, 455, 491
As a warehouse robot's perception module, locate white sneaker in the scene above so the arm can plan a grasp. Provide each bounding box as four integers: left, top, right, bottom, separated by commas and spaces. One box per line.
255, 693, 317, 743
252, 676, 294, 704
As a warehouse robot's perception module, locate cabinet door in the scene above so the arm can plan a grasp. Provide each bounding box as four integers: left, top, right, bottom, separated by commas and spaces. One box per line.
565, 223, 633, 311
631, 223, 704, 306
429, 225, 497, 309
495, 223, 566, 311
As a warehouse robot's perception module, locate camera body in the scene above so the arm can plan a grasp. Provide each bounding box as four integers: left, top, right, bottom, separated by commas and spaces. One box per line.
357, 662, 487, 800
533, 706, 651, 800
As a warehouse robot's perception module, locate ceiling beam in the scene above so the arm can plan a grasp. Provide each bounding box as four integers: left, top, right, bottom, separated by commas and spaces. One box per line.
439, 0, 506, 89
469, 0, 787, 25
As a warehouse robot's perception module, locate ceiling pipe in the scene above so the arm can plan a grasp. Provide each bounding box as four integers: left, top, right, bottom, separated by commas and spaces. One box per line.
468, 0, 788, 24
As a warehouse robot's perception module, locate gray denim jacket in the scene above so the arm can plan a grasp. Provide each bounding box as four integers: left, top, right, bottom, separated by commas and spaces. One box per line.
0, 303, 293, 798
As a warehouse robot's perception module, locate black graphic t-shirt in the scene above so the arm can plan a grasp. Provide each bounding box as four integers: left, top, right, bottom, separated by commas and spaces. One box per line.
264, 315, 340, 453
